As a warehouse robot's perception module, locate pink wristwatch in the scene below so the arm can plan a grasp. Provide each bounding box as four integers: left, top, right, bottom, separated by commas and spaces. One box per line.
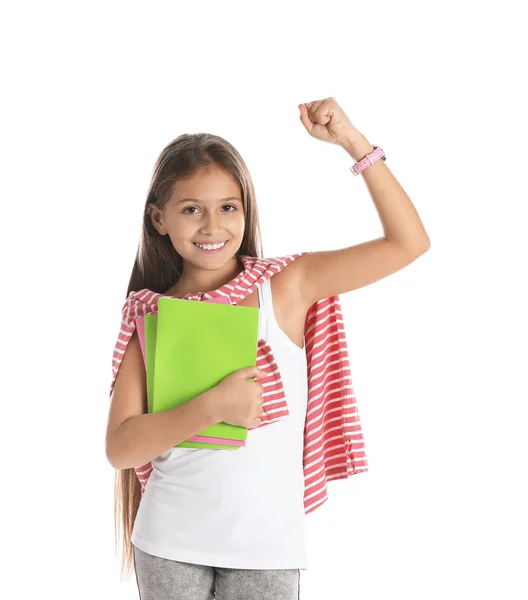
350, 145, 386, 176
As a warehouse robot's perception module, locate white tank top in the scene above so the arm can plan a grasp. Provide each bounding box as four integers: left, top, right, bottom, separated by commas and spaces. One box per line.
131, 277, 309, 570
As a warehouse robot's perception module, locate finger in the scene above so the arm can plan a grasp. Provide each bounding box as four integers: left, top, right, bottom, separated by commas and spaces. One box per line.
299, 103, 313, 135
307, 99, 326, 118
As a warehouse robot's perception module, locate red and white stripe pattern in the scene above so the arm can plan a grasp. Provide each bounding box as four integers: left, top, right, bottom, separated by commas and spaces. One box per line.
109, 254, 368, 514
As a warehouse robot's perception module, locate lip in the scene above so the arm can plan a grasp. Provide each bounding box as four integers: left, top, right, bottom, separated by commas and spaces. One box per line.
193, 240, 228, 253
193, 241, 227, 245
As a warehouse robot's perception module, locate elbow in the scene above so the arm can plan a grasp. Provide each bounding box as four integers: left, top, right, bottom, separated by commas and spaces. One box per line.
105, 445, 119, 470
105, 417, 140, 470
420, 232, 431, 251
106, 449, 128, 471
105, 433, 122, 470
106, 437, 136, 471
411, 237, 431, 256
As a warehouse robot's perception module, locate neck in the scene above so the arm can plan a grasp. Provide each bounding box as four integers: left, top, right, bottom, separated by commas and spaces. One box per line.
167, 255, 245, 297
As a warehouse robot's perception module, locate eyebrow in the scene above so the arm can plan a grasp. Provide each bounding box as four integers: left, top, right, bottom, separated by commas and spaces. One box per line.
176, 196, 242, 205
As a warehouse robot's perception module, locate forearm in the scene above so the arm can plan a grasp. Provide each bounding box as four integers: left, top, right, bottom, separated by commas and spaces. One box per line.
342, 134, 431, 253
107, 390, 220, 470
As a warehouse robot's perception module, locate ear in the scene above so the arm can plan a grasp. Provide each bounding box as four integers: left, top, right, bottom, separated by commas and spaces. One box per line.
148, 205, 167, 236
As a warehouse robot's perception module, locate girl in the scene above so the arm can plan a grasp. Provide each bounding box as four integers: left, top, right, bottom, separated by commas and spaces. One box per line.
106, 97, 430, 599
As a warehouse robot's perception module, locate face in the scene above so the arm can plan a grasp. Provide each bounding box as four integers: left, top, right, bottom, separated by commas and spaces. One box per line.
149, 163, 245, 278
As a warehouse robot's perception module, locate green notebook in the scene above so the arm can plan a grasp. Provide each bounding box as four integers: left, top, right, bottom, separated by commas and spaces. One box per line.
151, 297, 260, 449
144, 313, 242, 449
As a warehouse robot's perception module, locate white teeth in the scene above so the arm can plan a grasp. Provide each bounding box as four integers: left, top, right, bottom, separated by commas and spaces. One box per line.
195, 241, 226, 250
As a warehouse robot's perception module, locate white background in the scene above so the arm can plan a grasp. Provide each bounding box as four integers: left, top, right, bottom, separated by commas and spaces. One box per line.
1, 1, 527, 598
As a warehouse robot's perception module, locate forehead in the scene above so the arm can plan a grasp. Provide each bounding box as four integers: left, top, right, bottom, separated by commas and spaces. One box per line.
171, 166, 242, 204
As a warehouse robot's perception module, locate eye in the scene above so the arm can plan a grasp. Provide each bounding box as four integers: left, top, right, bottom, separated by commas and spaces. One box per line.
183, 204, 237, 214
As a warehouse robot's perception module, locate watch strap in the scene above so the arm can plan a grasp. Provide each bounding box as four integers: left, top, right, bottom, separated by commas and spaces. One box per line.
350, 145, 386, 176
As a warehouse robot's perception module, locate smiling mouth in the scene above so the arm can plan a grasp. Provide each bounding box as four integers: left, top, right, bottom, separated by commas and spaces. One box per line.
193, 240, 228, 251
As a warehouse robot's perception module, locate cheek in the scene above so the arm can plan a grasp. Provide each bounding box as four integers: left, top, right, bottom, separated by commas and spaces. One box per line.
172, 217, 194, 233
235, 216, 246, 237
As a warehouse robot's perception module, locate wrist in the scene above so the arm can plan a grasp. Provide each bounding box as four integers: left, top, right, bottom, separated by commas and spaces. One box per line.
342, 134, 375, 162
199, 388, 223, 425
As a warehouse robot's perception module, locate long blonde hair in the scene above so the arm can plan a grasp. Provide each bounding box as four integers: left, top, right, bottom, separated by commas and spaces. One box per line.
113, 133, 264, 580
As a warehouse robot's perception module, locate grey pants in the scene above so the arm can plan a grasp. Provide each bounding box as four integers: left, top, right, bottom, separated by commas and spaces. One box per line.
133, 544, 301, 600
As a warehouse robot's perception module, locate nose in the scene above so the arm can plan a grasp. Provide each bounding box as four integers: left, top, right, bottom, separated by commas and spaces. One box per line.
199, 211, 223, 235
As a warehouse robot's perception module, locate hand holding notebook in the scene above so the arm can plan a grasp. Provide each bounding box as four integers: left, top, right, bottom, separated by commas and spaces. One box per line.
209, 365, 268, 429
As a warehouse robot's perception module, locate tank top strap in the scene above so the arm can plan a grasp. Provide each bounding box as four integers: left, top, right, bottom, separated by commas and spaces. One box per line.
257, 277, 274, 323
